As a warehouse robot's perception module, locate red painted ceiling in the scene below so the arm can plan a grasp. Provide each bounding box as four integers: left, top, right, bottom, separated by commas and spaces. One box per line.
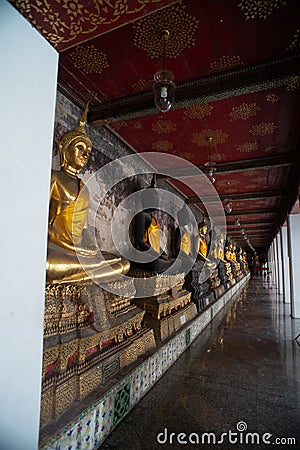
10, 0, 300, 250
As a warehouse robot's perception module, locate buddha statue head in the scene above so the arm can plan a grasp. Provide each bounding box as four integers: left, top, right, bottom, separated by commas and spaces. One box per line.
141, 175, 159, 213
198, 217, 208, 237
59, 103, 92, 175
177, 204, 189, 227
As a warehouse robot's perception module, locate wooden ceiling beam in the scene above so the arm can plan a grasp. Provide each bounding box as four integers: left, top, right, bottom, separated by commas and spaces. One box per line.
226, 209, 276, 216
226, 219, 274, 225
187, 189, 282, 204
89, 54, 300, 122
161, 154, 293, 185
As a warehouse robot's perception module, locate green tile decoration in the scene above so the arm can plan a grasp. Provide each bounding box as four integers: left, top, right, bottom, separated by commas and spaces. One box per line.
113, 382, 131, 426
186, 328, 191, 347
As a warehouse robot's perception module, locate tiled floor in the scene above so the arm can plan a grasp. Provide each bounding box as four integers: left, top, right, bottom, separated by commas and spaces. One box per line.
100, 277, 300, 449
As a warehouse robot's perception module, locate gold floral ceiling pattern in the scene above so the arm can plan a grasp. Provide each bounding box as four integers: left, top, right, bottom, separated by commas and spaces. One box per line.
249, 122, 277, 136
152, 120, 177, 134
285, 29, 300, 53
180, 152, 197, 162
152, 140, 174, 151
237, 0, 287, 20
12, 0, 168, 48
133, 3, 198, 58
209, 56, 244, 74
108, 121, 128, 132
266, 93, 280, 103
229, 103, 260, 120
210, 152, 229, 162
285, 76, 300, 91
133, 121, 143, 130
191, 129, 229, 147
236, 142, 259, 153
184, 104, 214, 119
264, 146, 287, 153
217, 180, 241, 187
131, 79, 153, 93
70, 45, 109, 74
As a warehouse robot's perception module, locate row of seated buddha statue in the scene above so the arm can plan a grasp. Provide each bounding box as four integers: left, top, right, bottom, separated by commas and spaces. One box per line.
46, 102, 247, 301
42, 106, 157, 425
41, 105, 248, 425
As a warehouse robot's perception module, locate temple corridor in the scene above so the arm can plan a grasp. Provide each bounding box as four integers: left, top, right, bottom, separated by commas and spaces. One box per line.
101, 277, 300, 450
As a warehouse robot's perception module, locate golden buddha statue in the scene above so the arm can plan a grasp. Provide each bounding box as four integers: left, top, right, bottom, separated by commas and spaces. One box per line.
198, 218, 208, 258
232, 243, 237, 261
196, 218, 216, 270
225, 241, 236, 261
215, 233, 231, 269
46, 105, 130, 285
174, 205, 195, 271
242, 250, 249, 270
225, 241, 233, 261
213, 233, 226, 262
134, 184, 176, 273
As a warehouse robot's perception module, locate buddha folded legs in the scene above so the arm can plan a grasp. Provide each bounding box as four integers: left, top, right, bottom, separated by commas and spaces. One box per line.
46, 242, 130, 284
46, 104, 130, 285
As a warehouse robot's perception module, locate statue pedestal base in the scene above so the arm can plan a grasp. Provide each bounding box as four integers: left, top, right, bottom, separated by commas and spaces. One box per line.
41, 282, 156, 427
143, 302, 197, 342
213, 284, 225, 299
130, 272, 197, 342
184, 260, 215, 312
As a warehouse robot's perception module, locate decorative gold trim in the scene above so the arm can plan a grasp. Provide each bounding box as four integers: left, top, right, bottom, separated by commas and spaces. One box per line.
12, 0, 177, 49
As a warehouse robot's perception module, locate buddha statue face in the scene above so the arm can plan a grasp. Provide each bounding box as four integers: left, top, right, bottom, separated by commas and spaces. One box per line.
61, 137, 92, 173
198, 221, 208, 236
217, 234, 224, 249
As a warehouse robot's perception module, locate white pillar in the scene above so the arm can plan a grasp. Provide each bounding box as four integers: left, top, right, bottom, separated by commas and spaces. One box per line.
274, 238, 280, 290
288, 214, 300, 318
273, 239, 277, 287
269, 242, 275, 284
0, 3, 58, 450
281, 226, 290, 304
276, 233, 284, 295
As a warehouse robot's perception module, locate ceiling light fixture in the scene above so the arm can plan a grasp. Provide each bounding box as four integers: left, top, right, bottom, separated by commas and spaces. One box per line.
153, 29, 176, 113
224, 199, 233, 214
204, 137, 217, 184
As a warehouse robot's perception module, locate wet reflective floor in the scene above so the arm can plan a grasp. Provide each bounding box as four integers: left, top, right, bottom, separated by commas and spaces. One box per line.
100, 278, 300, 449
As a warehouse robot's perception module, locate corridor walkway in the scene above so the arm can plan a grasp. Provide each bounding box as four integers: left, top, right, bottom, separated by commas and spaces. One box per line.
100, 278, 300, 449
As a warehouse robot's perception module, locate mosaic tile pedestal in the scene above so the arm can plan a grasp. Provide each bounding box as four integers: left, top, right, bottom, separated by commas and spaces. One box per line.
40, 274, 250, 450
